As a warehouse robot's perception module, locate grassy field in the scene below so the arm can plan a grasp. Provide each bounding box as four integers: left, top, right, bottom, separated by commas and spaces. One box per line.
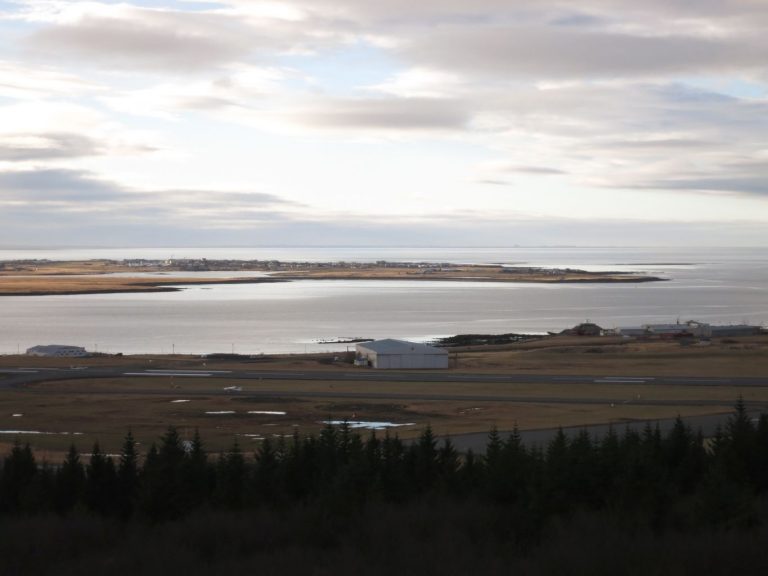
454, 335, 768, 377
1, 335, 766, 459
0, 385, 735, 460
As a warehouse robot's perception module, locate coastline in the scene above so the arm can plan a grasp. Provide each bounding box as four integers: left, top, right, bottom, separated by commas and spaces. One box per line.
0, 277, 288, 297
0, 259, 666, 296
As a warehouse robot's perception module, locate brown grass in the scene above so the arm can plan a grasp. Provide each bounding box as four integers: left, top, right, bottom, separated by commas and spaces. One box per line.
3, 335, 766, 459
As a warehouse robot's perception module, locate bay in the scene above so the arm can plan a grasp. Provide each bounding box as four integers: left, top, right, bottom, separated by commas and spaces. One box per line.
0, 246, 765, 355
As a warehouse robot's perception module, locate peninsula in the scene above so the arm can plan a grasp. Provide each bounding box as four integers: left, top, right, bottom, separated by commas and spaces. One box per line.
0, 259, 665, 296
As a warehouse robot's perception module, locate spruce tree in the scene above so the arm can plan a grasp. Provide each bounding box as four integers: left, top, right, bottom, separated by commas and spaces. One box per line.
55, 444, 85, 515
117, 430, 139, 518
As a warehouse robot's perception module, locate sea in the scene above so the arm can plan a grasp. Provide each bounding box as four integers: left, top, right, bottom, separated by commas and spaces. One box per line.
0, 246, 765, 355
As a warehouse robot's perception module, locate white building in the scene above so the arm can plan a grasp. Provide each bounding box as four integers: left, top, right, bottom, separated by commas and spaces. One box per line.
355, 339, 449, 370
26, 345, 89, 358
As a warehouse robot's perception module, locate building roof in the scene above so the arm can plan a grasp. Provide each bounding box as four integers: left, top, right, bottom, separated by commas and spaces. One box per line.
356, 339, 447, 355
644, 324, 690, 331
27, 344, 86, 351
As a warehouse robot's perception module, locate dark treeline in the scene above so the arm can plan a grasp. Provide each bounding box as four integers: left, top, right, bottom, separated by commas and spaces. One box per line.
4, 401, 768, 574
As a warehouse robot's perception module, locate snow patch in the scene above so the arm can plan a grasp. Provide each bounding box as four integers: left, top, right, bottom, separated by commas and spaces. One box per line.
321, 420, 416, 430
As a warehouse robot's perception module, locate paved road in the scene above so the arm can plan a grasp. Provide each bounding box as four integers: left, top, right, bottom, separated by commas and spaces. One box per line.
1, 365, 766, 389
2, 365, 766, 410
445, 411, 763, 453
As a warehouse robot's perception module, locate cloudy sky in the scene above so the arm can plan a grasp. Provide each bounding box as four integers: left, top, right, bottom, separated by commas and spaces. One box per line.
1, 0, 767, 247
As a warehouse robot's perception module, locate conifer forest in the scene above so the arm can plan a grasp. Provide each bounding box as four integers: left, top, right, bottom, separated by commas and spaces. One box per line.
3, 401, 768, 575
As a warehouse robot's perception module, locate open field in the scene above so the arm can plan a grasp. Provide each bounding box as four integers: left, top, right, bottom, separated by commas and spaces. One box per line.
1, 335, 766, 459
0, 275, 285, 296
275, 264, 662, 283
4, 378, 767, 457
454, 335, 768, 377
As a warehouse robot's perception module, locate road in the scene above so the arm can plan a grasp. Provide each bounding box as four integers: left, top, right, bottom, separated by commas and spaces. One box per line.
1, 365, 766, 388
1, 365, 766, 409
445, 411, 764, 453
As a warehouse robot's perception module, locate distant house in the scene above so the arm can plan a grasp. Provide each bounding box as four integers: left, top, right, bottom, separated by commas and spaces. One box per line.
355, 339, 449, 369
26, 345, 89, 358
563, 322, 603, 337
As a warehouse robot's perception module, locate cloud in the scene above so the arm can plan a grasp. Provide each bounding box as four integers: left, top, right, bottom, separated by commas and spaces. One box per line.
630, 176, 768, 195
402, 26, 768, 80
0, 59, 99, 99
0, 133, 102, 161
296, 97, 469, 130
28, 11, 250, 72
505, 165, 567, 175
23, 3, 312, 73
101, 65, 290, 119
0, 168, 299, 225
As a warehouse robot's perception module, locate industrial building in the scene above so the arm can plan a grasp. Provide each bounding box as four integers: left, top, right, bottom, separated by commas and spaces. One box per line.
614, 321, 762, 339
355, 339, 449, 369
710, 324, 763, 337
26, 344, 90, 358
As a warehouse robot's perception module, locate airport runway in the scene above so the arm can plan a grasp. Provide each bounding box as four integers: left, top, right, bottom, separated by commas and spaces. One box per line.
1, 365, 766, 389
1, 366, 766, 410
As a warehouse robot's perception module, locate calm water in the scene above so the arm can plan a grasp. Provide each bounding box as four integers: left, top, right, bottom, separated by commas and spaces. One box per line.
0, 247, 765, 355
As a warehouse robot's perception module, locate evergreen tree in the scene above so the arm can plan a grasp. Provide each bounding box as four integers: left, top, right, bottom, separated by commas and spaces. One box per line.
215, 440, 246, 508
117, 430, 139, 518
55, 444, 85, 514
184, 428, 211, 507
85, 442, 117, 516
412, 425, 438, 493
253, 437, 280, 504
0, 440, 37, 513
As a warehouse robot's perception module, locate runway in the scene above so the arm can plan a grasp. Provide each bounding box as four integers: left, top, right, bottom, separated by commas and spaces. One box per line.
1, 365, 765, 388
1, 365, 765, 410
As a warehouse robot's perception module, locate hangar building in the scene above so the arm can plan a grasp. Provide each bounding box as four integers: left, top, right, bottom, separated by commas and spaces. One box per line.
26, 344, 90, 358
355, 339, 449, 370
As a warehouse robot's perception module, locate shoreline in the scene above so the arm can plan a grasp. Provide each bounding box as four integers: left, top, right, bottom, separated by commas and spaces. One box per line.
0, 277, 288, 297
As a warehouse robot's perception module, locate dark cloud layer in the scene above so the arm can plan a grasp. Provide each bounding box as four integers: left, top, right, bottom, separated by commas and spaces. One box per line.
0, 169, 296, 220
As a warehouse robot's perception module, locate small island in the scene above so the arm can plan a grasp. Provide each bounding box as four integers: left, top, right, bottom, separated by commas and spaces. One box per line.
0, 259, 666, 296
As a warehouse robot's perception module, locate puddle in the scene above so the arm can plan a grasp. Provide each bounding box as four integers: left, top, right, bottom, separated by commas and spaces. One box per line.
12, 414, 23, 417
205, 411, 236, 415
223, 386, 242, 392
170, 399, 191, 403
248, 410, 287, 415
239, 434, 265, 441
321, 420, 416, 430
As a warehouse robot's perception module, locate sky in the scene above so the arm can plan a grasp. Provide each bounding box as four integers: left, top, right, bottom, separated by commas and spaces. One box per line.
0, 0, 767, 247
